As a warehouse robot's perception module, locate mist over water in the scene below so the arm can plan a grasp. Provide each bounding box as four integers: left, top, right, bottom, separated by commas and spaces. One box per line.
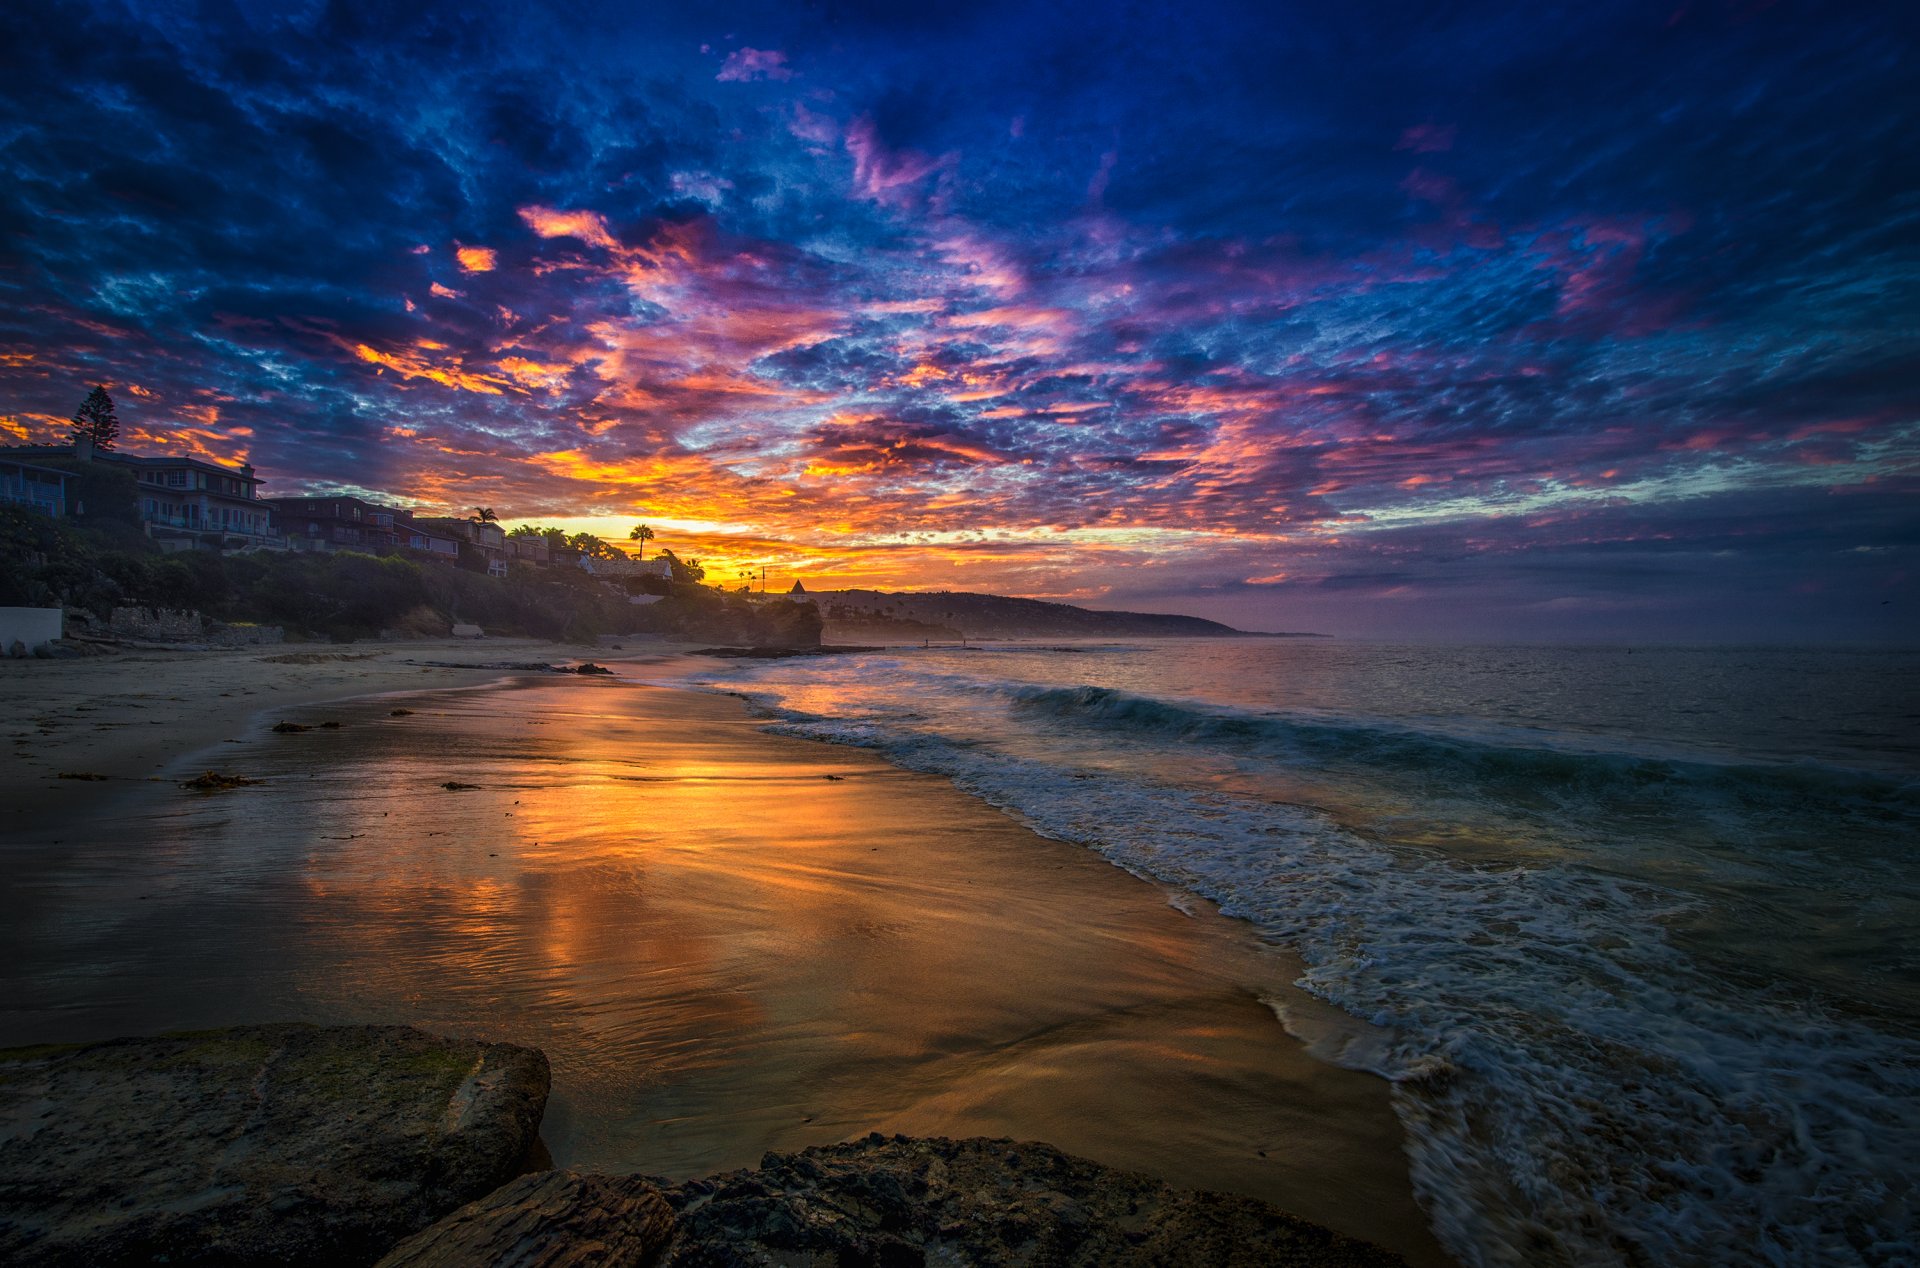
681, 639, 1920, 1267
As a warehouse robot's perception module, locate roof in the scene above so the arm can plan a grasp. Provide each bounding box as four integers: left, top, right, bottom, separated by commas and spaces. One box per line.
0, 458, 72, 481
2, 444, 258, 482
788, 580, 807, 594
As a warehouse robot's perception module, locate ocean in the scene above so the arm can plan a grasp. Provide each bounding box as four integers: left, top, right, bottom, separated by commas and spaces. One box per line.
673, 639, 1920, 1268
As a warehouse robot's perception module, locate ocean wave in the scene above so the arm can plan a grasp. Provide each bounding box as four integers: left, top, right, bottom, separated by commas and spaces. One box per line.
753, 704, 1920, 1266
684, 653, 1920, 1268
1005, 682, 1920, 821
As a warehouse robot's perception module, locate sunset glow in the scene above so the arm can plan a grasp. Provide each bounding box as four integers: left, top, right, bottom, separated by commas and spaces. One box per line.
0, 3, 1913, 638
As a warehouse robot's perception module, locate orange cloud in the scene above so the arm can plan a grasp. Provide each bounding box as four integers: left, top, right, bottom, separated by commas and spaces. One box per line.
351, 341, 511, 395
519, 206, 618, 250
122, 425, 250, 465
456, 245, 498, 272
495, 356, 573, 393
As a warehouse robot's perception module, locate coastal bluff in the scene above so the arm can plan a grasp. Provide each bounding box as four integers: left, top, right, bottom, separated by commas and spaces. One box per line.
0, 1025, 550, 1267
1, 1025, 1406, 1267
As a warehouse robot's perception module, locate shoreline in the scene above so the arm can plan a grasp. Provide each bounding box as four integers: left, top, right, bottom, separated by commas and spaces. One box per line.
0, 645, 1450, 1266
1, 637, 691, 837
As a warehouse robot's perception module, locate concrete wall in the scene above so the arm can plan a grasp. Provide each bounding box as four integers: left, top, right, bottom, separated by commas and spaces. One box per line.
0, 607, 62, 654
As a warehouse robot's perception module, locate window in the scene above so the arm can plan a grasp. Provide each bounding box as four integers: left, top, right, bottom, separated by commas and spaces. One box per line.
166, 470, 187, 488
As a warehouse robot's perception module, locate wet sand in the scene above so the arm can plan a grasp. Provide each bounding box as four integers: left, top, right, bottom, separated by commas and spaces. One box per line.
0, 660, 1449, 1265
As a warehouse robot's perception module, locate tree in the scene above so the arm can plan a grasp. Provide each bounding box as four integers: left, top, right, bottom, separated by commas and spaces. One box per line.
71, 386, 120, 452
473, 507, 498, 523
566, 532, 623, 561
627, 522, 654, 559
508, 524, 572, 553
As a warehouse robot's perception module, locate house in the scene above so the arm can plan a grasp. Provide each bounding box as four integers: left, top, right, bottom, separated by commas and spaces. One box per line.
398, 517, 461, 560
507, 535, 551, 564
0, 459, 68, 516
412, 517, 510, 577
787, 580, 809, 601
6, 436, 275, 547
122, 452, 275, 545
269, 495, 401, 551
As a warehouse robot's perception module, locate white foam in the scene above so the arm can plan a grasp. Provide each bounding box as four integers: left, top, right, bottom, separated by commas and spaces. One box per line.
685, 656, 1920, 1267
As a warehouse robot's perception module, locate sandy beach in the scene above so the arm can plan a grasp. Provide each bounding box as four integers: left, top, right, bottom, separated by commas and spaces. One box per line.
0, 645, 1449, 1265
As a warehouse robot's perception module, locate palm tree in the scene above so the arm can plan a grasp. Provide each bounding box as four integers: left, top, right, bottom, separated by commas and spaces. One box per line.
627, 522, 654, 559
473, 507, 498, 523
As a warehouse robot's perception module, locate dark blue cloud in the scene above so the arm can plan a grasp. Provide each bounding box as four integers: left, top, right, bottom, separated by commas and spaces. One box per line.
0, 0, 1912, 637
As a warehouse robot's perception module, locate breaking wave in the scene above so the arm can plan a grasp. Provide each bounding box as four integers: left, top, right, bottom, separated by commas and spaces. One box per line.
686, 651, 1920, 1266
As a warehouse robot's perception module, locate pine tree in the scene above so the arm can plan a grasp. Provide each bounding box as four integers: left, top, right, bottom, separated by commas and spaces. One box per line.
71, 386, 120, 452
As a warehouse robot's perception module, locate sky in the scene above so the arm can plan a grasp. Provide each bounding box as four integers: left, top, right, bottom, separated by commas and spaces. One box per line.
0, 1, 1914, 640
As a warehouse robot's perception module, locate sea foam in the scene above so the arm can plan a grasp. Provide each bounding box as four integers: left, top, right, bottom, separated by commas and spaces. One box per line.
683, 650, 1920, 1267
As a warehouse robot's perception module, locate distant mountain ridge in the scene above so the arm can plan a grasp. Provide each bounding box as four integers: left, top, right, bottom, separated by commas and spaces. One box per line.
813, 588, 1316, 640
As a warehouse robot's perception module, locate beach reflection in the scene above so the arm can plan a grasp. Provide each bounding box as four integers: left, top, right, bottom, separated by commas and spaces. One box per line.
0, 674, 1446, 1265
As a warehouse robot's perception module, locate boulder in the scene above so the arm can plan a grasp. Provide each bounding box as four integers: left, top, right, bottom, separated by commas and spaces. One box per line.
375, 1171, 676, 1268
381, 1135, 1406, 1268
0, 1024, 549, 1268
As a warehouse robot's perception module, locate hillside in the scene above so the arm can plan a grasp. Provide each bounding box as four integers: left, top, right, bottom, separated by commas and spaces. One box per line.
815, 589, 1298, 640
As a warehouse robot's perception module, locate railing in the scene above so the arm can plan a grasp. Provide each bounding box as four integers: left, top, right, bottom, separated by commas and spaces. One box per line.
1, 487, 64, 516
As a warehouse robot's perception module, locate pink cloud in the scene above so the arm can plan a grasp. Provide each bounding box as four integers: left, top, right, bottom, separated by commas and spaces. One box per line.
787, 102, 839, 148
717, 48, 793, 82
1395, 123, 1457, 153
844, 116, 955, 209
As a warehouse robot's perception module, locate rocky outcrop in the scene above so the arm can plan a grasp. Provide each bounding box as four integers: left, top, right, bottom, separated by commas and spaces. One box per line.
0, 1024, 549, 1268
380, 1134, 1406, 1268
373, 1171, 677, 1267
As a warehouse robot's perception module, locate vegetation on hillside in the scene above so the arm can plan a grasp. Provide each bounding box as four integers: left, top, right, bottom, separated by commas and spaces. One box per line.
0, 506, 819, 646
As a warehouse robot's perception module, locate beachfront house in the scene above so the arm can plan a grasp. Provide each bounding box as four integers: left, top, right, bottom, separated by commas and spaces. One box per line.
122, 452, 274, 547
0, 459, 68, 517
399, 518, 461, 560
412, 517, 510, 577
4, 436, 275, 549
269, 495, 401, 552
508, 535, 551, 564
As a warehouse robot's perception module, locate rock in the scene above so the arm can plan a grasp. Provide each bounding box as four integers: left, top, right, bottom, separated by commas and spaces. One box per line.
451, 624, 485, 639
658, 1136, 1406, 1267
0, 1024, 549, 1268
376, 1171, 676, 1268
386, 1136, 1406, 1268
273, 721, 313, 733
442, 781, 481, 791
182, 770, 260, 790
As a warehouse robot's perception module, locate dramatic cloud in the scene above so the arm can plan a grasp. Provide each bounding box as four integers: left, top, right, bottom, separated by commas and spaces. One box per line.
0, 1, 1913, 639
716, 47, 793, 82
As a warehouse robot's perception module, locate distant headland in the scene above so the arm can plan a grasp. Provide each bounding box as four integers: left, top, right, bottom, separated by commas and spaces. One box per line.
809, 587, 1324, 642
